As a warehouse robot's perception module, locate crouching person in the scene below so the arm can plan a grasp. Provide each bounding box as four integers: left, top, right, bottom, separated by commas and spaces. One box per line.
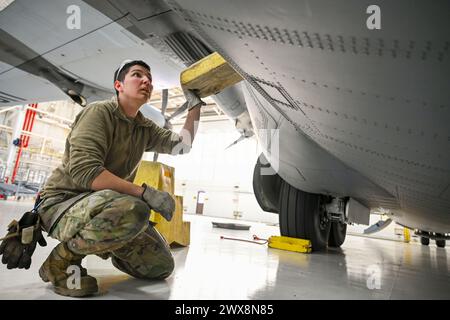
0, 59, 205, 297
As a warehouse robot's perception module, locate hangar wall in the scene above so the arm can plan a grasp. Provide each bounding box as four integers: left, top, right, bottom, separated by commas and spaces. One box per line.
144, 119, 279, 224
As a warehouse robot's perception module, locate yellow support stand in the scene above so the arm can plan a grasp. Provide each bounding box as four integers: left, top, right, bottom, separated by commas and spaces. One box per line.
180, 52, 244, 98
133, 160, 190, 247
403, 227, 411, 243
268, 235, 312, 253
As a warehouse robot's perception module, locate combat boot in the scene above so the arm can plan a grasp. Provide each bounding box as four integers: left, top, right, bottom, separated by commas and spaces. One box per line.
39, 242, 98, 297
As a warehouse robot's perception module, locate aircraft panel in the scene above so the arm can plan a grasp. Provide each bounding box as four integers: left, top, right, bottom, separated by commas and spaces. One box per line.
0, 0, 111, 57
42, 22, 182, 90
168, 0, 450, 232
0, 66, 66, 106
243, 82, 398, 209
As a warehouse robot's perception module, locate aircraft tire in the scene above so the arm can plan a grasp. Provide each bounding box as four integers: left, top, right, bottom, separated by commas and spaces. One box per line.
435, 239, 446, 248
328, 221, 347, 247
420, 236, 429, 246
279, 179, 330, 251
252, 154, 281, 213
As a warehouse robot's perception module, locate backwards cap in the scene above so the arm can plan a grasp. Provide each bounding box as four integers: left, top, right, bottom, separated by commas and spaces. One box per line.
114, 59, 151, 82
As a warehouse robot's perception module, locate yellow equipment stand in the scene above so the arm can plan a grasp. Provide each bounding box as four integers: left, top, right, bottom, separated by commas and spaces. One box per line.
180, 52, 244, 98
133, 160, 190, 247
268, 235, 312, 253
403, 227, 411, 243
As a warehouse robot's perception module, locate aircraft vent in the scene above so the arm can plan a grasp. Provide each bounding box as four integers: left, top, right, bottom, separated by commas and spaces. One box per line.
164, 31, 212, 66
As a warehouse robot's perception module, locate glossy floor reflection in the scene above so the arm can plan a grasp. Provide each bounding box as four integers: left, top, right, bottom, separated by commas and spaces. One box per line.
0, 200, 449, 299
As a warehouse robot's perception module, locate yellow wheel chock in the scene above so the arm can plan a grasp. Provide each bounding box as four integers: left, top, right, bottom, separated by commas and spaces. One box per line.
220, 234, 312, 253
268, 235, 312, 253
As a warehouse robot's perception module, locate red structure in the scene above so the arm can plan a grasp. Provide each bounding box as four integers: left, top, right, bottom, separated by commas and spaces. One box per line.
11, 103, 38, 183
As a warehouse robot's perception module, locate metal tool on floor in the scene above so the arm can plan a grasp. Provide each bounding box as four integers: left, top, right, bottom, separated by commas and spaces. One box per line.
220, 235, 267, 245
220, 234, 312, 253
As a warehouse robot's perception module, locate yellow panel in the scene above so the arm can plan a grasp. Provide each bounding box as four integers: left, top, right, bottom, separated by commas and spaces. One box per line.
180, 52, 244, 98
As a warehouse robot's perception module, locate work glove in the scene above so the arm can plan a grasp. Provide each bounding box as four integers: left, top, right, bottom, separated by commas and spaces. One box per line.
183, 88, 206, 111
141, 183, 175, 222
0, 211, 47, 269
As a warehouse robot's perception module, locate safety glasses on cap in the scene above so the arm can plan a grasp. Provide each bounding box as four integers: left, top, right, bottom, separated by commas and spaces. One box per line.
114, 59, 151, 82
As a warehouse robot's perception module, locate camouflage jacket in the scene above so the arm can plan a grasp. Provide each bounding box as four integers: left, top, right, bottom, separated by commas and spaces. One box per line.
38, 97, 183, 231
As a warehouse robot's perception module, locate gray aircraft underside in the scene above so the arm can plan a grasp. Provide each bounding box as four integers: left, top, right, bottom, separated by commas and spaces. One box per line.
0, 0, 449, 234
171, 0, 450, 234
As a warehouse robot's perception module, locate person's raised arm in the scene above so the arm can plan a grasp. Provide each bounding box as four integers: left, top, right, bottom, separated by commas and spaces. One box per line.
179, 104, 201, 149
145, 89, 205, 155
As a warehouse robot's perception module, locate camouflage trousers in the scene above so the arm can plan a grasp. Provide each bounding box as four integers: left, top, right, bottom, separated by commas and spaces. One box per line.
39, 189, 174, 280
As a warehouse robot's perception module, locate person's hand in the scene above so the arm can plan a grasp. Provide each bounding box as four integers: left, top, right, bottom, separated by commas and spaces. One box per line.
0, 211, 47, 269
183, 88, 206, 111
141, 184, 175, 221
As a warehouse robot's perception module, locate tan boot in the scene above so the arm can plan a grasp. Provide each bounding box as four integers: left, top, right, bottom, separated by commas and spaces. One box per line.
39, 242, 98, 297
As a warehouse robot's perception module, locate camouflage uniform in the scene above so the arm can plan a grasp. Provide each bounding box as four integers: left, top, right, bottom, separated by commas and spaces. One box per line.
38, 189, 174, 279
37, 98, 186, 280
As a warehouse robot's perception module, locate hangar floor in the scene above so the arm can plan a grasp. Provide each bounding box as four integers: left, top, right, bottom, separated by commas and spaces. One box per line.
0, 200, 449, 300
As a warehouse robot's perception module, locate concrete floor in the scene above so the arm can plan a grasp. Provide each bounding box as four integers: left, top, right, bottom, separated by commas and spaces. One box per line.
0, 200, 449, 300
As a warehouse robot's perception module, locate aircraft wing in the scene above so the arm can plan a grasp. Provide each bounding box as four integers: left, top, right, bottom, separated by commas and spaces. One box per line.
0, 0, 183, 107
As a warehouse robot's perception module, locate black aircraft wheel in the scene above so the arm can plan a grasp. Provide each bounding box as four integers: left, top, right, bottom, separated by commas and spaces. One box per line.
420, 236, 429, 246
328, 221, 347, 247
279, 179, 330, 251
435, 239, 446, 248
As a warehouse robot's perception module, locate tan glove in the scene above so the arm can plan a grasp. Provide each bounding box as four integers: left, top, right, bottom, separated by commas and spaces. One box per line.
141, 183, 175, 221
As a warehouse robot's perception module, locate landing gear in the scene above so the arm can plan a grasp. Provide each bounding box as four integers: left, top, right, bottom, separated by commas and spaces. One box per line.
418, 231, 446, 247
420, 231, 430, 246
328, 221, 347, 247
435, 239, 446, 248
435, 234, 446, 248
420, 236, 430, 246
252, 153, 281, 213
278, 179, 330, 251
